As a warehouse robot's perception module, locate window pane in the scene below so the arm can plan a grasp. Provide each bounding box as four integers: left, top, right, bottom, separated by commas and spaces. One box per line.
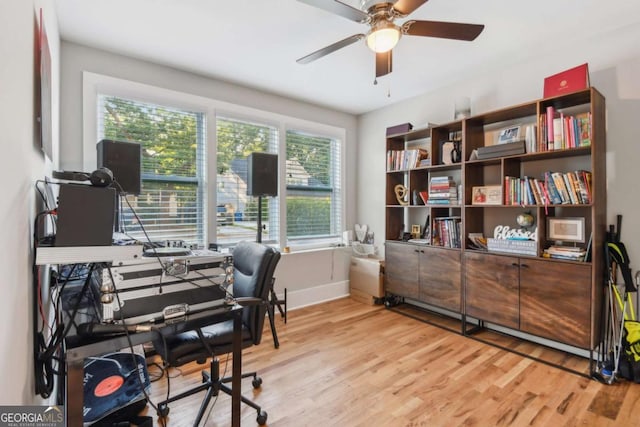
286, 130, 341, 243
215, 117, 279, 245
122, 181, 200, 242
98, 95, 205, 246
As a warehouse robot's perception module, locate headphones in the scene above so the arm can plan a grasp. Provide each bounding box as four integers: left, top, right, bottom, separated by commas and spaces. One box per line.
52, 167, 114, 187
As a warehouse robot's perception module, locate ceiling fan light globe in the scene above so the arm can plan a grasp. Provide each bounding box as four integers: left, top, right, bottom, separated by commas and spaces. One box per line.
366, 26, 400, 53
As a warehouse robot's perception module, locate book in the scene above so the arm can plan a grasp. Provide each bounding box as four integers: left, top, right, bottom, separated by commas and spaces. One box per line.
575, 112, 592, 146
543, 63, 590, 98
546, 106, 555, 150
575, 170, 592, 203
584, 232, 593, 262
562, 173, 578, 204
544, 172, 563, 204
551, 172, 571, 203
553, 117, 563, 150
418, 191, 429, 205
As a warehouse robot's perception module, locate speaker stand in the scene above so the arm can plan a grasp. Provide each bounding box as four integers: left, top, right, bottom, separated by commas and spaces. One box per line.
256, 195, 263, 243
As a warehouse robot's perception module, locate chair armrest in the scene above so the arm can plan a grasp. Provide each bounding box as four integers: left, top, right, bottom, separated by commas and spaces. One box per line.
234, 297, 265, 307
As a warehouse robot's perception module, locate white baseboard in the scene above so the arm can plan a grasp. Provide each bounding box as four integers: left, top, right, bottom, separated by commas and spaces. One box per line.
273, 280, 349, 312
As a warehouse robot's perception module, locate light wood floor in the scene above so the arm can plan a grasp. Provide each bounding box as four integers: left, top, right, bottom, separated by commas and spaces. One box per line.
143, 298, 640, 426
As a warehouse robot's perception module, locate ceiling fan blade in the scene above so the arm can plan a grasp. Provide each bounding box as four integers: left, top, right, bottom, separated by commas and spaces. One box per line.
297, 0, 369, 23
297, 34, 365, 64
392, 0, 429, 16
375, 50, 392, 78
403, 20, 484, 41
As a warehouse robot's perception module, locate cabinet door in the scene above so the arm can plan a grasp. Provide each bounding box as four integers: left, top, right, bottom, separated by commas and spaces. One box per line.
520, 259, 591, 348
464, 252, 519, 329
419, 247, 461, 312
385, 243, 419, 300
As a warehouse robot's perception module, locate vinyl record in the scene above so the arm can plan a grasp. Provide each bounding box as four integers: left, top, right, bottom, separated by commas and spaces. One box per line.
83, 352, 150, 424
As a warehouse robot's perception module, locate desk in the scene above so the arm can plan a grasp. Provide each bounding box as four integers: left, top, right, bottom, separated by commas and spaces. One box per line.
64, 305, 243, 427
34, 246, 240, 425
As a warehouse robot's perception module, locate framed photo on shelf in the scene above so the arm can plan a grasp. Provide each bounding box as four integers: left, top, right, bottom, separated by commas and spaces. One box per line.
547, 217, 585, 243
498, 125, 521, 144
411, 224, 421, 239
471, 185, 502, 205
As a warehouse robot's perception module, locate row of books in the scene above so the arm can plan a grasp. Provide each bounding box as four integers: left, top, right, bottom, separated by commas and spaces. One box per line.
427, 176, 459, 205
504, 170, 592, 206
431, 217, 462, 248
386, 148, 429, 171
539, 107, 591, 151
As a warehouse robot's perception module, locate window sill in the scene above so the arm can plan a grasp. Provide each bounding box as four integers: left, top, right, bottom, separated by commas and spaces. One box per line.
281, 245, 350, 256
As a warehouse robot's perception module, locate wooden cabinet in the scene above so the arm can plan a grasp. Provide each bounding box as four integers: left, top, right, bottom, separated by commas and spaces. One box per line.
464, 252, 519, 329
419, 246, 461, 312
520, 258, 591, 348
384, 88, 605, 352
385, 242, 461, 312
385, 242, 419, 300
465, 253, 592, 348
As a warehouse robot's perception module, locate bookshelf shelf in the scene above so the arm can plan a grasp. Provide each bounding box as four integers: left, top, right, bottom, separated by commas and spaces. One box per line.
384, 87, 605, 357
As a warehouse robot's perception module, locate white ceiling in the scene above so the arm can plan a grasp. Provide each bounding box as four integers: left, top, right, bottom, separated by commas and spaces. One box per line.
54, 0, 640, 115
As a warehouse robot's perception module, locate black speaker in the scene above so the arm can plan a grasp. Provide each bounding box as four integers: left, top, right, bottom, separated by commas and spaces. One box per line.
247, 153, 278, 197
97, 139, 142, 195
55, 184, 116, 247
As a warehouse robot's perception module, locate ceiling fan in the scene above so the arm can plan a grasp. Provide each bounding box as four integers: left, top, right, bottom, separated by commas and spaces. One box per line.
296, 0, 484, 79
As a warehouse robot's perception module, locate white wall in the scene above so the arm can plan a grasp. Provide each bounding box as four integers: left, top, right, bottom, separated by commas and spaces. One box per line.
59, 42, 357, 308
357, 23, 640, 267
0, 0, 60, 404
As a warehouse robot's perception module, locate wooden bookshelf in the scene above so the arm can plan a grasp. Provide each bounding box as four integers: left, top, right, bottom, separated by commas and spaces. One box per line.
384, 88, 606, 357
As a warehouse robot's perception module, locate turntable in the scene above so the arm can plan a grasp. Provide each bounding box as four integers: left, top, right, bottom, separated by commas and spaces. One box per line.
83, 351, 150, 425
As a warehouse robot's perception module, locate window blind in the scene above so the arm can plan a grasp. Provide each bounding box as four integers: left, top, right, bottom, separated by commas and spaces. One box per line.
97, 94, 206, 246
285, 130, 342, 243
215, 116, 280, 245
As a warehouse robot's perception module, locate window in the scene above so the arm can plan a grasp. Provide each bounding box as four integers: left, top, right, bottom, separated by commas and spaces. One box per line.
97, 95, 206, 246
215, 116, 279, 246
86, 73, 346, 251
285, 130, 342, 245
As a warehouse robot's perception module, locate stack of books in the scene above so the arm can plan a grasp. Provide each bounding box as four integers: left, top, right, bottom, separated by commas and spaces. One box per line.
543, 245, 586, 261
487, 238, 537, 256
428, 176, 458, 205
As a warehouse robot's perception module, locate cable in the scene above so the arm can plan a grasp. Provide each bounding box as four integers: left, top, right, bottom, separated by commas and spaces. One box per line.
34, 263, 90, 398
105, 266, 164, 415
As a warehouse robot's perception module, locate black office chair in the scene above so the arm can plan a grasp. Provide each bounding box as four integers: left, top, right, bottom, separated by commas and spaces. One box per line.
154, 241, 281, 426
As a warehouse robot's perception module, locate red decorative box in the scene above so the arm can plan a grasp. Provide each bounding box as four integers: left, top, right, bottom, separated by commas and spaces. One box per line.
543, 63, 590, 98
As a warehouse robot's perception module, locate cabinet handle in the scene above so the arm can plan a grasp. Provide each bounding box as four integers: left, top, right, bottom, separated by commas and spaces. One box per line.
419, 250, 424, 253
511, 263, 519, 267
521, 264, 529, 268
414, 249, 420, 253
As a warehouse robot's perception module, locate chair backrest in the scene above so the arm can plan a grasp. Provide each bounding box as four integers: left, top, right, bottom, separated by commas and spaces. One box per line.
232, 241, 281, 345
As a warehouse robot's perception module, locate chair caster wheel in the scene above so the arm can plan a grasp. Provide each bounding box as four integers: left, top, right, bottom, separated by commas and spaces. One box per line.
252, 376, 263, 389
257, 410, 267, 425
157, 405, 170, 418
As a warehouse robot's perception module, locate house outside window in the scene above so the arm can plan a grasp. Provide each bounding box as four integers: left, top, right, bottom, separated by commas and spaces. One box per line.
215, 116, 279, 246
